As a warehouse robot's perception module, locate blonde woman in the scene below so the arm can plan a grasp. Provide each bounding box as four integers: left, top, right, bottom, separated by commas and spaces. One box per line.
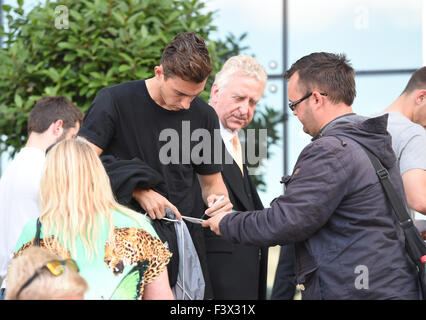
12, 138, 174, 300
6, 247, 88, 300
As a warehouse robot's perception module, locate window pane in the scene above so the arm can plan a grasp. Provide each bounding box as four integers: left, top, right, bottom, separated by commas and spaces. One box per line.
288, 0, 422, 70
204, 0, 283, 74
354, 73, 413, 116
287, 111, 312, 174
255, 79, 284, 206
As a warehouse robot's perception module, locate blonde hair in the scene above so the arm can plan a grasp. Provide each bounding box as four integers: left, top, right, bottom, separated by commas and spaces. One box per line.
6, 247, 88, 300
39, 138, 148, 260
212, 54, 267, 93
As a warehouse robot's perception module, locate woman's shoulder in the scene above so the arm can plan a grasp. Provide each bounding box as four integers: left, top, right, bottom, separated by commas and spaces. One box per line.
111, 208, 158, 238
14, 218, 72, 259
14, 218, 38, 251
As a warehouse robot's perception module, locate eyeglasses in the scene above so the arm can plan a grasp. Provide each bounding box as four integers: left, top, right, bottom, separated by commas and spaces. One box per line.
288, 92, 328, 111
16, 259, 79, 298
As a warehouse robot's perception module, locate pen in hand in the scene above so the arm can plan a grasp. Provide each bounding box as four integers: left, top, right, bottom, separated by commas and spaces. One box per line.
209, 195, 225, 208
203, 195, 225, 219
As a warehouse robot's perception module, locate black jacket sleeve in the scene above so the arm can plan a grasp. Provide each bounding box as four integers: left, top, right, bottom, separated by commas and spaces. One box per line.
101, 155, 167, 210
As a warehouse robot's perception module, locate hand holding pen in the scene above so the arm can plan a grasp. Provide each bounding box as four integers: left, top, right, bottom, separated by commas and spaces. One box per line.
209, 195, 225, 208
203, 194, 233, 218
201, 194, 233, 235
180, 196, 231, 224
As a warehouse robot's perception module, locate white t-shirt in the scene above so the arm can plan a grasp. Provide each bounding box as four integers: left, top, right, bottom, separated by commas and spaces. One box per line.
0, 147, 45, 283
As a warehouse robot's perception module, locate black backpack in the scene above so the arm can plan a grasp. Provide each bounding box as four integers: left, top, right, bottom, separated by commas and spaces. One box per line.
361, 146, 426, 299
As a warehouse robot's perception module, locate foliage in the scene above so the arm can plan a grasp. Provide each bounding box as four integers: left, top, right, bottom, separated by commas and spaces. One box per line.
0, 0, 282, 188
0, 0, 215, 151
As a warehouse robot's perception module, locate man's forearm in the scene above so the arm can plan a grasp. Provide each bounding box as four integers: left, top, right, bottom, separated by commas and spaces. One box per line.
197, 172, 228, 204
402, 169, 426, 214
198, 172, 233, 215
201, 180, 228, 204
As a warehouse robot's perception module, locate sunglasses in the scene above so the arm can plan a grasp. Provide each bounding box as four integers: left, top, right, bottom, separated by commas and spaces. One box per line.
289, 92, 328, 111
16, 259, 79, 298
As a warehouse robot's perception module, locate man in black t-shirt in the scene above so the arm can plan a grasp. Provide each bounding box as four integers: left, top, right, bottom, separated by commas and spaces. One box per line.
78, 32, 232, 299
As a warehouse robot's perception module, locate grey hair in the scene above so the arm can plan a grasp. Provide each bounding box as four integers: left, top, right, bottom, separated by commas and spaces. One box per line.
213, 54, 267, 92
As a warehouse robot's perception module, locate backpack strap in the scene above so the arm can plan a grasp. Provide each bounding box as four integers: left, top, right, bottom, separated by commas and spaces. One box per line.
34, 218, 42, 247
332, 136, 426, 298
359, 146, 426, 266
361, 147, 414, 230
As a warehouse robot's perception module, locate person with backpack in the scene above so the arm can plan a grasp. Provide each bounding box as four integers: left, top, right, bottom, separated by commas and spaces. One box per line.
204, 52, 421, 299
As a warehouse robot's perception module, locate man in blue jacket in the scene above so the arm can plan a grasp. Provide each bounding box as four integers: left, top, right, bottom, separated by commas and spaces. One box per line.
204, 52, 420, 299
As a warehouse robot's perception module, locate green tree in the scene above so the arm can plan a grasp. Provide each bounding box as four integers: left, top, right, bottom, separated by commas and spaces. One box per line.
0, 0, 282, 189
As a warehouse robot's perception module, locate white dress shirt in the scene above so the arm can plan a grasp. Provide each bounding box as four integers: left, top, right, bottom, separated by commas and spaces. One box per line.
219, 121, 238, 160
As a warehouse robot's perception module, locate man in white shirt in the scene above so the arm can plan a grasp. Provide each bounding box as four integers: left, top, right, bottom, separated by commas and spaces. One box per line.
0, 96, 83, 298
205, 54, 269, 299
381, 67, 426, 229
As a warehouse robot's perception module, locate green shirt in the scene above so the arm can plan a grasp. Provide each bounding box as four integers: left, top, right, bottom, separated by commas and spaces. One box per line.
14, 210, 171, 300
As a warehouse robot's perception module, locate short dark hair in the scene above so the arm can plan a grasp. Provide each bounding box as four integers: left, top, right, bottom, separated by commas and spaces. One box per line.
285, 52, 356, 106
402, 66, 426, 94
27, 96, 84, 134
160, 32, 212, 83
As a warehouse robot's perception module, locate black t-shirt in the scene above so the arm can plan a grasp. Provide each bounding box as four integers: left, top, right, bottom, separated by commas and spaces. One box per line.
79, 79, 222, 216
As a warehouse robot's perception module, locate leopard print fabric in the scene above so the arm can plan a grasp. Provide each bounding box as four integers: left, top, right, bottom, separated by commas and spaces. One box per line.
104, 227, 172, 297
14, 236, 71, 259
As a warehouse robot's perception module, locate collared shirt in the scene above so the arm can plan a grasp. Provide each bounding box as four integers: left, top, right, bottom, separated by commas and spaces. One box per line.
219, 120, 240, 161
